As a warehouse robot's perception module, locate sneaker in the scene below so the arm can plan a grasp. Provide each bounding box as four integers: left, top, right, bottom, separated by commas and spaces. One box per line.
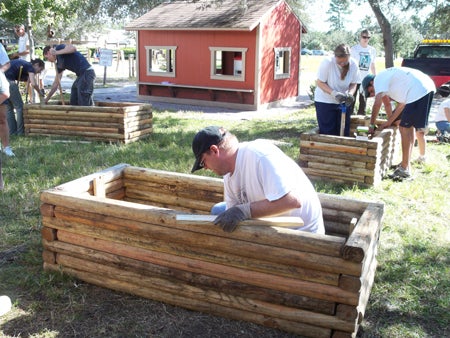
388, 166, 412, 181
3, 146, 15, 157
413, 155, 426, 164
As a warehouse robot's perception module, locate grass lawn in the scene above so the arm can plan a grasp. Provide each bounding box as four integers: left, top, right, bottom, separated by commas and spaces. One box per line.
0, 103, 449, 337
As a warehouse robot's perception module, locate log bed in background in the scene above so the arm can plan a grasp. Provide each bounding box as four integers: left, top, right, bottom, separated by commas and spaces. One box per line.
23, 102, 152, 144
40, 164, 384, 338
299, 115, 401, 187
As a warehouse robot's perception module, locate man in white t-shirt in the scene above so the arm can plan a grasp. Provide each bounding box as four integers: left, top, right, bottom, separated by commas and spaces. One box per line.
11, 25, 30, 61
350, 29, 377, 115
361, 67, 435, 181
191, 126, 324, 234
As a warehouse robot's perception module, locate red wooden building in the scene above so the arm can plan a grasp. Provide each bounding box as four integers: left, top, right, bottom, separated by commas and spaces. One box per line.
125, 0, 307, 110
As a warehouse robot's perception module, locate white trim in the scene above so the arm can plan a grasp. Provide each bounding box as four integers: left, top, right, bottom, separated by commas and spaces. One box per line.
274, 47, 291, 80
144, 46, 177, 77
209, 47, 247, 82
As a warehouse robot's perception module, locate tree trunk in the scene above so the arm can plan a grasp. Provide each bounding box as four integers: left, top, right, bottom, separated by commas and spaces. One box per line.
368, 0, 394, 68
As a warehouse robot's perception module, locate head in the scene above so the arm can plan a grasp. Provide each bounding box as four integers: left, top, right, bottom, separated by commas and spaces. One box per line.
43, 46, 56, 62
334, 44, 351, 79
362, 74, 376, 98
359, 29, 371, 46
31, 58, 45, 74
191, 126, 237, 175
438, 85, 450, 98
15, 24, 25, 37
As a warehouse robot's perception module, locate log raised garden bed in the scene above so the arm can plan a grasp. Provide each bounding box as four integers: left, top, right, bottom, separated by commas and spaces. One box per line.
24, 102, 152, 143
40, 164, 384, 338
299, 116, 401, 186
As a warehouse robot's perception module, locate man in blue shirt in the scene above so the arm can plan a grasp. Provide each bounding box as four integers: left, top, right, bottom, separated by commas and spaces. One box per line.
5, 58, 45, 135
43, 44, 96, 106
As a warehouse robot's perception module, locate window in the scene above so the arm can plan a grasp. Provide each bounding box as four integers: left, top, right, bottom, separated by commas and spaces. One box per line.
209, 47, 247, 81
145, 46, 177, 77
274, 47, 291, 79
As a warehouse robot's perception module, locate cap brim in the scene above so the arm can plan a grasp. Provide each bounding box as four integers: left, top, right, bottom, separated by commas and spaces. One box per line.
191, 157, 202, 173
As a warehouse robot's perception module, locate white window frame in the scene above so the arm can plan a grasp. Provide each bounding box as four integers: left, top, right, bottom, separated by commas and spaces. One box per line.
209, 47, 247, 82
145, 46, 177, 77
274, 47, 291, 79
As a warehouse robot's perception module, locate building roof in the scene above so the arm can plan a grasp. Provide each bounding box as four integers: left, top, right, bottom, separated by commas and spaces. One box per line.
125, 0, 289, 31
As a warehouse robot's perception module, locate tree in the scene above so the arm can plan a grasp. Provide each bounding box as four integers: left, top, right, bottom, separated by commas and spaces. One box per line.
327, 0, 350, 31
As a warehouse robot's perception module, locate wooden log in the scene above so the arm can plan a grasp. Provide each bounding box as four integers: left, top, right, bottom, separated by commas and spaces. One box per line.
24, 118, 125, 127
123, 166, 224, 193
124, 179, 224, 202
302, 168, 367, 184
40, 203, 55, 217
44, 193, 346, 258
54, 252, 355, 333
46, 162, 127, 194
300, 140, 368, 155
41, 226, 57, 241
43, 238, 336, 315
306, 162, 375, 177
342, 203, 384, 263
299, 153, 367, 168
43, 262, 332, 338
319, 194, 369, 213
45, 213, 352, 279
48, 228, 359, 305
299, 147, 377, 164
302, 134, 379, 149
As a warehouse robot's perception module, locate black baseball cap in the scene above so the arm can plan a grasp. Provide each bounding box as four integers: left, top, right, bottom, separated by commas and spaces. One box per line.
191, 126, 225, 172
361, 74, 375, 98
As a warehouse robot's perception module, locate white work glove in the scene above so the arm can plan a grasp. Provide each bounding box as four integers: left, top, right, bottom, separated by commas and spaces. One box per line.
213, 203, 251, 232
331, 90, 347, 103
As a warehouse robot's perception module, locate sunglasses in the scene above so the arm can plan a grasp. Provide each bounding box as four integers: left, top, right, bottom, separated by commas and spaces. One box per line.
361, 36, 371, 39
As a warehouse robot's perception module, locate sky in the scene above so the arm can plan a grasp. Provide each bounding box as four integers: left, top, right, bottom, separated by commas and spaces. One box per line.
306, 0, 374, 32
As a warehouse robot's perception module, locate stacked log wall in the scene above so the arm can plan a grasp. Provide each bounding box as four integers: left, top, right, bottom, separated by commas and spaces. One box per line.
23, 102, 153, 144
40, 165, 383, 337
299, 116, 400, 187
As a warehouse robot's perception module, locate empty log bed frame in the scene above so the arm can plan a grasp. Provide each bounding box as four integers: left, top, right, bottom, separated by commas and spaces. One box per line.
40, 164, 384, 338
24, 102, 153, 143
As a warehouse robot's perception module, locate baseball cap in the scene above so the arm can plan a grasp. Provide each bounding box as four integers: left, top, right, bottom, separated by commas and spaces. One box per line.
191, 126, 225, 172
438, 85, 450, 97
361, 74, 376, 98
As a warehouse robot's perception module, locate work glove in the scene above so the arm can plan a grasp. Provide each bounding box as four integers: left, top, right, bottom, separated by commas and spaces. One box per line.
331, 90, 347, 103
213, 203, 251, 233
344, 93, 355, 107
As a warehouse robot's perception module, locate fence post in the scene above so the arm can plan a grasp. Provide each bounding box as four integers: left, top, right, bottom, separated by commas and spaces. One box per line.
129, 54, 135, 78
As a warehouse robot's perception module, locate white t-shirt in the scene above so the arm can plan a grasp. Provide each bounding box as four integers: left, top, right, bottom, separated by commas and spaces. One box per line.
314, 56, 360, 104
373, 67, 436, 103
18, 32, 30, 61
435, 99, 450, 122
0, 43, 9, 66
223, 139, 325, 234
350, 44, 377, 83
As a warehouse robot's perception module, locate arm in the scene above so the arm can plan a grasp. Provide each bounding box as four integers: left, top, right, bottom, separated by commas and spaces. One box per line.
249, 192, 301, 218
381, 103, 405, 129
0, 62, 10, 72
445, 107, 450, 122
44, 72, 63, 104
51, 44, 77, 56
28, 73, 43, 98
316, 79, 333, 95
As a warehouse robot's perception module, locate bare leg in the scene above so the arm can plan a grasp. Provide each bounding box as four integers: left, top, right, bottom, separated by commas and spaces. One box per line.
400, 126, 414, 171
415, 129, 426, 157
0, 104, 10, 148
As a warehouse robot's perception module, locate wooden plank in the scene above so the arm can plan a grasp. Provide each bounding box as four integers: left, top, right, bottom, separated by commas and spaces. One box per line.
176, 214, 304, 228
300, 140, 368, 155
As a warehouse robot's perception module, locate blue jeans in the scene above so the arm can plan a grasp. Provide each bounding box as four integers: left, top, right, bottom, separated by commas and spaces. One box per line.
436, 121, 450, 134
6, 81, 24, 135
211, 201, 226, 215
70, 69, 96, 106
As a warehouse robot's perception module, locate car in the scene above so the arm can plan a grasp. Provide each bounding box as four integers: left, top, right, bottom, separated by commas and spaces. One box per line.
301, 48, 312, 55
312, 50, 325, 56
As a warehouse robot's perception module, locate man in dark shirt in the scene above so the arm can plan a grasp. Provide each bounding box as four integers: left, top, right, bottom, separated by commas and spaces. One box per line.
43, 44, 96, 106
5, 58, 45, 135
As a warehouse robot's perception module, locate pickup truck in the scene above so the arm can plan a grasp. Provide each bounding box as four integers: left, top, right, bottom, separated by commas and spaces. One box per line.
401, 39, 450, 91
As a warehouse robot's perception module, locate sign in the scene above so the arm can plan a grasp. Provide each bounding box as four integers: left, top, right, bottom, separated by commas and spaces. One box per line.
99, 48, 113, 67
